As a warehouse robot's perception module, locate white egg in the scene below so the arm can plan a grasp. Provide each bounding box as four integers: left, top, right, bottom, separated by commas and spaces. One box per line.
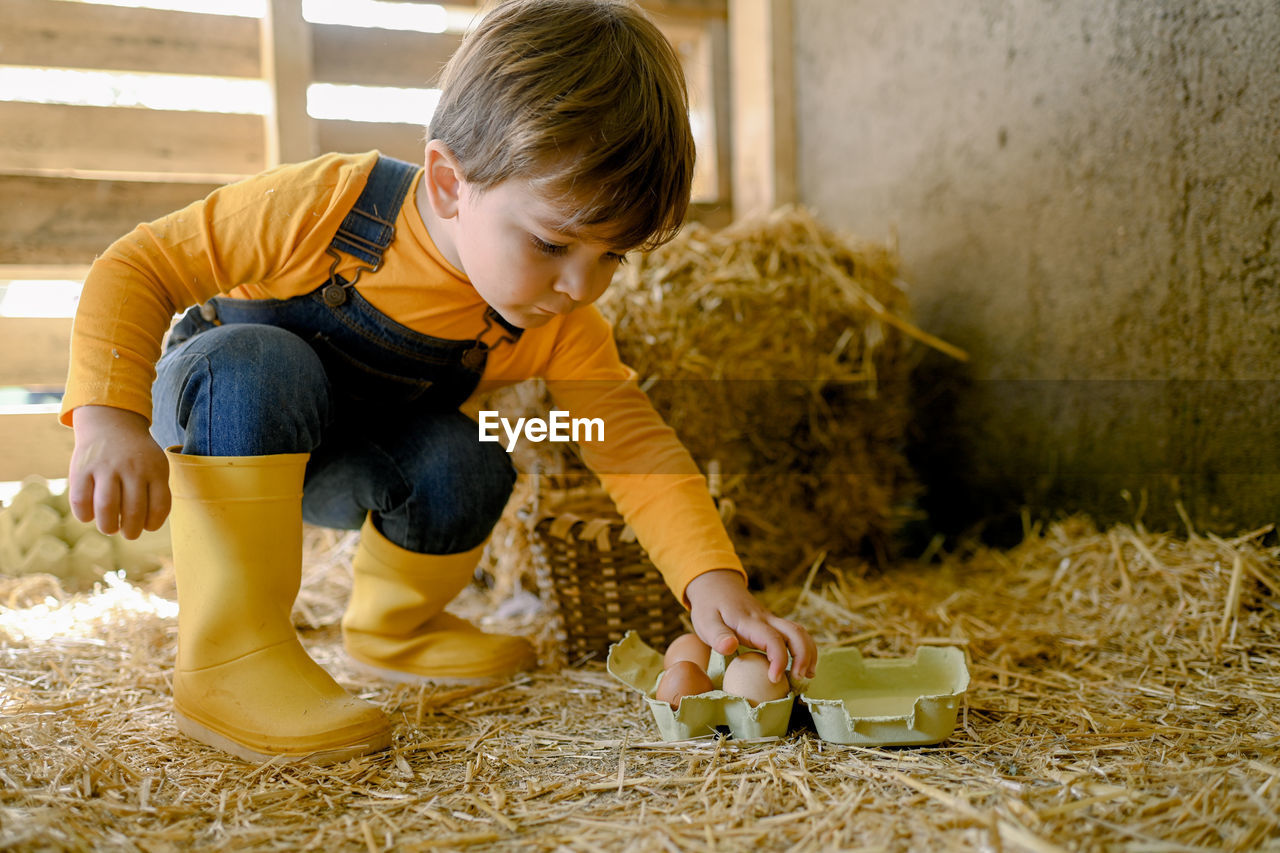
721, 652, 789, 706
663, 633, 712, 670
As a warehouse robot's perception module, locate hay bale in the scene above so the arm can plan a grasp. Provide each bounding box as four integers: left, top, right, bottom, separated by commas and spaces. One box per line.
596, 206, 961, 580
475, 207, 965, 594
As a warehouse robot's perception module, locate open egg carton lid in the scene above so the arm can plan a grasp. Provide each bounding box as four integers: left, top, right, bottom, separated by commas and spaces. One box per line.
606, 631, 970, 745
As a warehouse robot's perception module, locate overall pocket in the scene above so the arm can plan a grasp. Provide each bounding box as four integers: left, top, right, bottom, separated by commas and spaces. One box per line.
308, 332, 437, 405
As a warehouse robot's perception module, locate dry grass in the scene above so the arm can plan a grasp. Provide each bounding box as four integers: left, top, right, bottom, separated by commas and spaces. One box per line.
599, 207, 937, 577
3, 512, 1278, 852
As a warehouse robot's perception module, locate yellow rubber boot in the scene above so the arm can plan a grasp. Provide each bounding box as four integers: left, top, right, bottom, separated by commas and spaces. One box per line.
167, 449, 392, 763
342, 516, 537, 682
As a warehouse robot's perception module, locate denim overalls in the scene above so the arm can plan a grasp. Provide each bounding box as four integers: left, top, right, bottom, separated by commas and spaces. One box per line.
152, 155, 519, 554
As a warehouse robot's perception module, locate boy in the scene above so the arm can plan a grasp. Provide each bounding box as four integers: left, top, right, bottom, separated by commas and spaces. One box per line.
63, 0, 816, 763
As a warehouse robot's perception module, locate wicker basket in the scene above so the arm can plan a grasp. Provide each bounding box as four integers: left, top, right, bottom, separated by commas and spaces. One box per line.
523, 469, 729, 665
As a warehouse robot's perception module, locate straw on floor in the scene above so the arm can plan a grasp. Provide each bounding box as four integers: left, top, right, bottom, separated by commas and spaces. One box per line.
3, 511, 1277, 851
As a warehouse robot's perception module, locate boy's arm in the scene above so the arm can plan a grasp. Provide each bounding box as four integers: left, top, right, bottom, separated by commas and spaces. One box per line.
61, 151, 375, 427
63, 152, 375, 535
542, 309, 816, 676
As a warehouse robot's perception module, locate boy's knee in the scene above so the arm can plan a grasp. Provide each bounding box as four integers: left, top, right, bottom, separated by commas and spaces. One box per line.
429, 435, 516, 535
194, 325, 323, 382
158, 324, 332, 454
391, 421, 517, 553
472, 438, 518, 517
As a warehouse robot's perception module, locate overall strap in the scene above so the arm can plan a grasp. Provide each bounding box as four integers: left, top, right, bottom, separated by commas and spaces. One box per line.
320, 154, 420, 306
323, 152, 523, 350
330, 154, 421, 267
200, 153, 422, 322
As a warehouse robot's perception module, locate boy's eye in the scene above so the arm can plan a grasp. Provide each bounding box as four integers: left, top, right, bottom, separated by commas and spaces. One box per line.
606, 251, 629, 265
530, 235, 568, 256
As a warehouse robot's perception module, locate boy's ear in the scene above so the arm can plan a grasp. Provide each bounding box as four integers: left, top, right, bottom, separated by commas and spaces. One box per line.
422, 139, 464, 219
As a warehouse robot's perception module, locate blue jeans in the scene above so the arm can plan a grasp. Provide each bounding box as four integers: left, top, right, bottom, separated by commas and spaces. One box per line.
152, 289, 516, 555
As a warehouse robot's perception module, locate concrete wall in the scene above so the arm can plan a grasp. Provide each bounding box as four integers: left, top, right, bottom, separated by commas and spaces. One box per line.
792, 0, 1280, 538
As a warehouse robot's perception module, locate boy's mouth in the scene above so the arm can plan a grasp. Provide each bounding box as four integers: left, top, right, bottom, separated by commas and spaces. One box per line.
543, 298, 580, 315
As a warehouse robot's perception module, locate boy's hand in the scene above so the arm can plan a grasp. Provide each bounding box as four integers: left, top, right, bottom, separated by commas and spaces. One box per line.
68, 405, 171, 540
685, 569, 818, 682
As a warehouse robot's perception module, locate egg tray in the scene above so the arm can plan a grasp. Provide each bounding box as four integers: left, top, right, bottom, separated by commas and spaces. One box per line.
0, 476, 171, 587
606, 631, 970, 745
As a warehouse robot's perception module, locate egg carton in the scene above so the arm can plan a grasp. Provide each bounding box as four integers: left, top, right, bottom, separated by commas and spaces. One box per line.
606, 631, 969, 745
0, 476, 171, 588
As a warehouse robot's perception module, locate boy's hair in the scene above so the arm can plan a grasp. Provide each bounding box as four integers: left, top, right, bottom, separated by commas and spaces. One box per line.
428, 0, 694, 252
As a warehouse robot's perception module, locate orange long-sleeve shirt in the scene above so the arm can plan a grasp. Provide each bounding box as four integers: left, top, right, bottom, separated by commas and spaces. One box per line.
61, 151, 743, 603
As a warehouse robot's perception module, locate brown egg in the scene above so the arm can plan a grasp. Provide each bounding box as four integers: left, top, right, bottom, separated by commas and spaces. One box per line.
663, 632, 712, 670
654, 660, 715, 710
721, 652, 790, 706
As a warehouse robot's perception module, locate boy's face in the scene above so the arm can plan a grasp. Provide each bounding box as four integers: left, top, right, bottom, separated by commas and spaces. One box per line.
439, 175, 631, 330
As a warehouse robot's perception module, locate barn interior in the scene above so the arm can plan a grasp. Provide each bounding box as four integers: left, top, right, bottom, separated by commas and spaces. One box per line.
2, 1, 1278, 849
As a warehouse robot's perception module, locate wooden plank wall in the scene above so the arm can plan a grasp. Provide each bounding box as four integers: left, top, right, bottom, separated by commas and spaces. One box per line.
729, 0, 795, 218
0, 0, 728, 482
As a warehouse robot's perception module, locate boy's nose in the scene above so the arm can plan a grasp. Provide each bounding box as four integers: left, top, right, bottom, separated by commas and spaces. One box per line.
555, 267, 604, 303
